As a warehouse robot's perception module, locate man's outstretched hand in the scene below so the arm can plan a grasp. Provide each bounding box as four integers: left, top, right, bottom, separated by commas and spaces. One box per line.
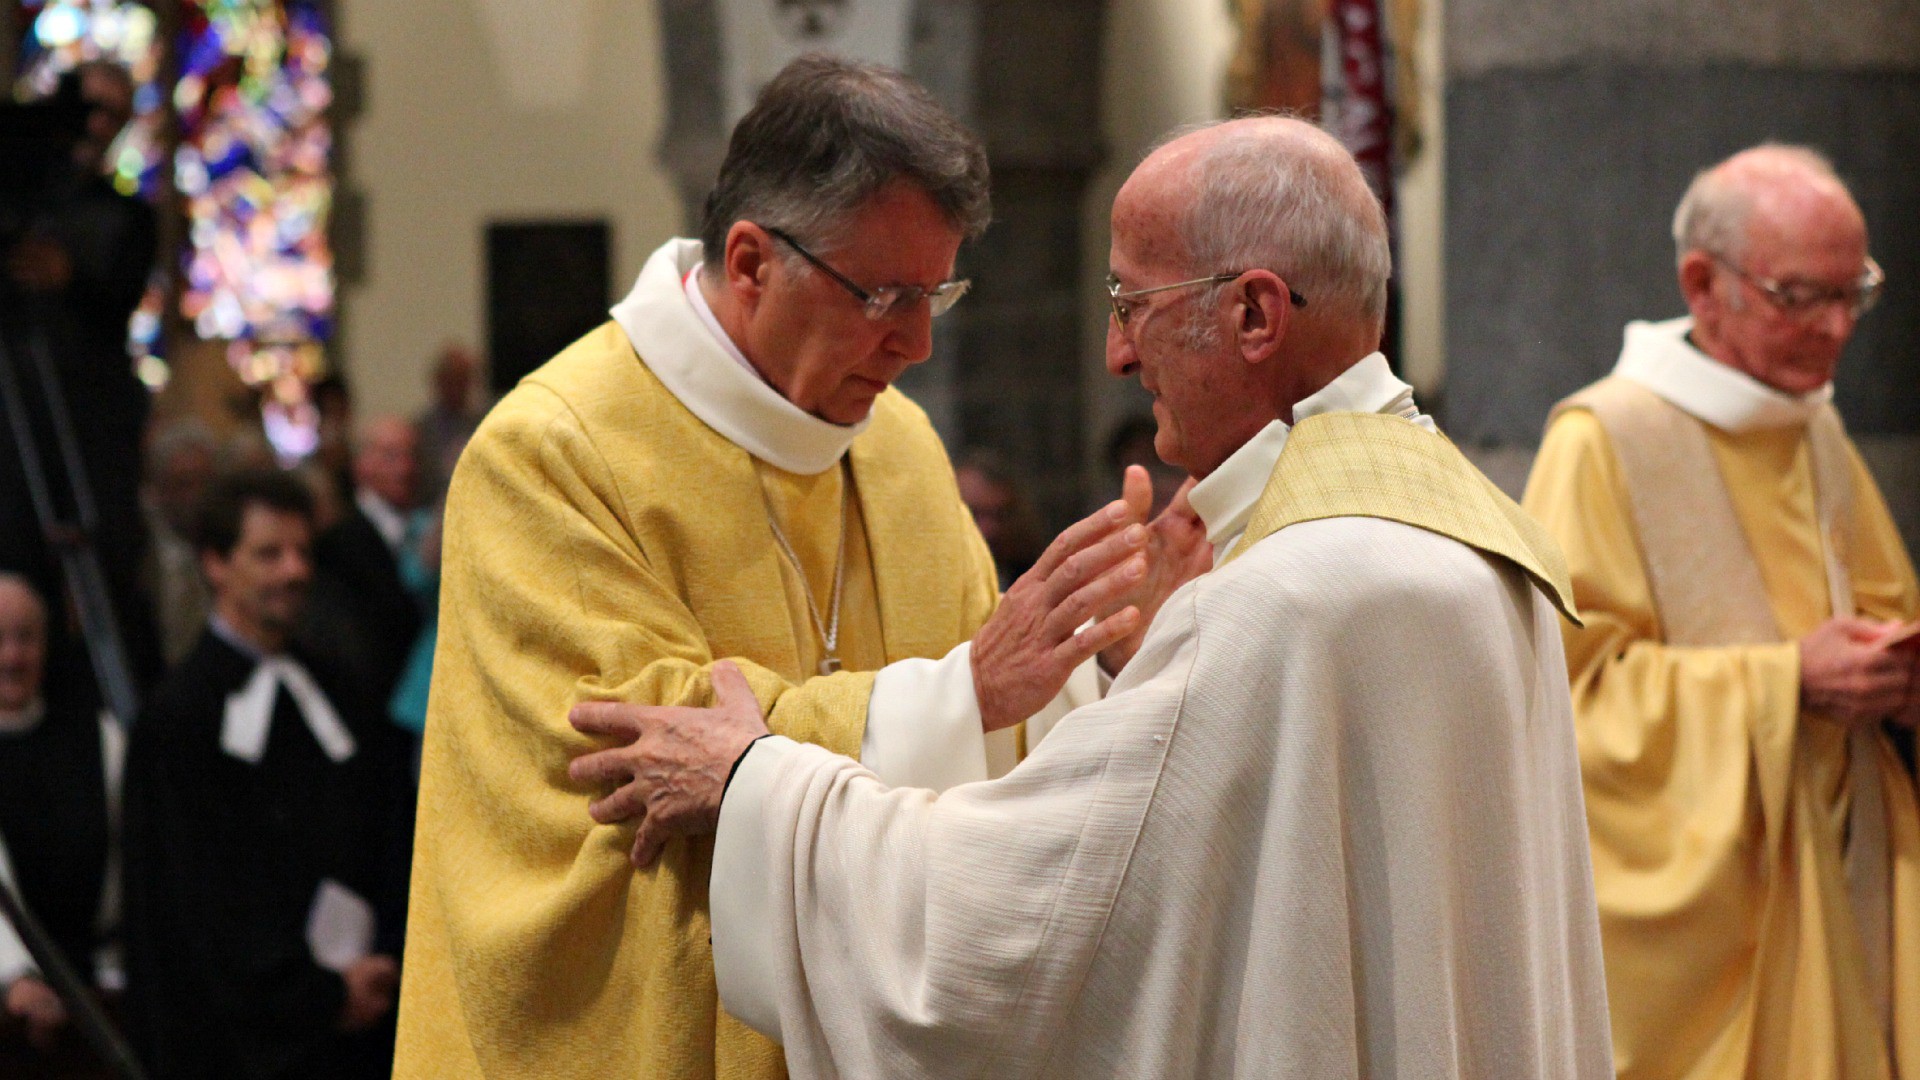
970, 498, 1150, 732
570, 661, 771, 868
1098, 466, 1211, 675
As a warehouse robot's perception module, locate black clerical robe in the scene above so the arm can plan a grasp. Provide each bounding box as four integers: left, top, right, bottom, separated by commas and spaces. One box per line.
0, 700, 112, 982
125, 630, 413, 1080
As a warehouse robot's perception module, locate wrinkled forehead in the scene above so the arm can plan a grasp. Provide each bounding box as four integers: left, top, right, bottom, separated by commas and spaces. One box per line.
1110, 176, 1192, 274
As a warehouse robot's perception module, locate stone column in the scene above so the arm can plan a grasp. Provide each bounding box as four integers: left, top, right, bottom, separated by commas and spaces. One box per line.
950, 0, 1107, 530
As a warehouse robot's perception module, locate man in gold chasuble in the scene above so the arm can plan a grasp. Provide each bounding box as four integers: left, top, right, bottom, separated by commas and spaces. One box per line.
1524, 144, 1920, 1079
392, 56, 1200, 1080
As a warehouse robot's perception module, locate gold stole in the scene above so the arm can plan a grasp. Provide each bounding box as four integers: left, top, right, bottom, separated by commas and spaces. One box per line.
1223, 411, 1579, 625
1555, 376, 1892, 1035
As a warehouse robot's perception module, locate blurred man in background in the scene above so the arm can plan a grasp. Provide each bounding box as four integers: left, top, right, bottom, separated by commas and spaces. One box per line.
0, 573, 126, 1077
127, 471, 413, 1080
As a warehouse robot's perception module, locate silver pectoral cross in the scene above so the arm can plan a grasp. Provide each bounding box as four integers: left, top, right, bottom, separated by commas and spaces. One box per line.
818, 656, 842, 676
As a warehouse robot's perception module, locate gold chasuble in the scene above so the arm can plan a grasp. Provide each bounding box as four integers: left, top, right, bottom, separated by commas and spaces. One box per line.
394, 317, 999, 1079
1225, 411, 1578, 623
1526, 369, 1920, 1080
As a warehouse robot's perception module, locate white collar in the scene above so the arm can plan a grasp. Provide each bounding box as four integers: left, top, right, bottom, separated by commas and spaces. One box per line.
221, 656, 357, 765
683, 263, 764, 379
0, 699, 45, 735
610, 239, 869, 475
1614, 316, 1833, 432
1187, 352, 1432, 560
355, 488, 407, 550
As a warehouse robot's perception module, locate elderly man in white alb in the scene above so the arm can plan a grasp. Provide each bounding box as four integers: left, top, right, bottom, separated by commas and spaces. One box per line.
571, 117, 1615, 1078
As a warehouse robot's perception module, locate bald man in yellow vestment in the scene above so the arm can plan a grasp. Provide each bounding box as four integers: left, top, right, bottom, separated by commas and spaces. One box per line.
1524, 145, 1920, 1079
392, 57, 1180, 1080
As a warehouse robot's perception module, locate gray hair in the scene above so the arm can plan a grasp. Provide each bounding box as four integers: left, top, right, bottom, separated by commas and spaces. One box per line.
698, 54, 990, 273
1159, 118, 1392, 346
1671, 143, 1848, 263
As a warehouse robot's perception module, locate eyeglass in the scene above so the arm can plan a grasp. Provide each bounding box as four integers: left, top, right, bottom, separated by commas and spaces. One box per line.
1708, 252, 1885, 320
1107, 272, 1307, 328
763, 226, 970, 320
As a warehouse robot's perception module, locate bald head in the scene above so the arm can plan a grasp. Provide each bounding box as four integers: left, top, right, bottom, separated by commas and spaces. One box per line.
1673, 144, 1865, 265
1673, 144, 1874, 395
1106, 117, 1394, 478
0, 574, 48, 713
1123, 117, 1392, 332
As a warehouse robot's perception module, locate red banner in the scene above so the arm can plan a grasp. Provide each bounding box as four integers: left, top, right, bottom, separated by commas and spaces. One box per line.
1330, 0, 1394, 222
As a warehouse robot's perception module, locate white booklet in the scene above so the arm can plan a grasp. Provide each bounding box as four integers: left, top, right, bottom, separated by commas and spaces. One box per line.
305, 878, 375, 973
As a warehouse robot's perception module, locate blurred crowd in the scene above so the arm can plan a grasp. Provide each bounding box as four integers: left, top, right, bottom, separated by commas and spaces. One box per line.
0, 344, 484, 1078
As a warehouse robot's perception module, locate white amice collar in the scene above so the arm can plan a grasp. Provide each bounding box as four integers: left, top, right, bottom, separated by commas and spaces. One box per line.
1614, 316, 1833, 433
1188, 352, 1432, 558
610, 239, 868, 475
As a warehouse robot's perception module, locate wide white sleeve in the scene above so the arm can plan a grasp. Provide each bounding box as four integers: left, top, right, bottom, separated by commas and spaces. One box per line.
0, 831, 34, 986
711, 604, 1197, 1077
860, 644, 1107, 788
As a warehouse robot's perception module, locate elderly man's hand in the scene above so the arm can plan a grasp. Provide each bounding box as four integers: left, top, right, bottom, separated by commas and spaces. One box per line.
1097, 466, 1211, 676
971, 498, 1152, 732
1800, 617, 1914, 724
570, 661, 770, 868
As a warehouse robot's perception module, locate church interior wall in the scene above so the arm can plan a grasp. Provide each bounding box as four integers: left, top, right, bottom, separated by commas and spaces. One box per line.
333, 0, 681, 423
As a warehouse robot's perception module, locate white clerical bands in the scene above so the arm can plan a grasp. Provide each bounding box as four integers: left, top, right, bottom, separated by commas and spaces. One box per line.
220, 658, 357, 765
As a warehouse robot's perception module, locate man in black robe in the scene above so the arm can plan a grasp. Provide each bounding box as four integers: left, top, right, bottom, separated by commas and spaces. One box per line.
126, 471, 413, 1080
0, 572, 123, 1077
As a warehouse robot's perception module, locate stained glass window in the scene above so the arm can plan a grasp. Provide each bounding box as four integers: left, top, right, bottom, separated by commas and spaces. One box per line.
15, 0, 336, 458
175, 0, 334, 423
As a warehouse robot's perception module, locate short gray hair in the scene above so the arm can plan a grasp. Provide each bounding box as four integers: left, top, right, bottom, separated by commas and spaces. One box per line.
1671, 143, 1846, 262
1162, 119, 1392, 343
699, 54, 990, 271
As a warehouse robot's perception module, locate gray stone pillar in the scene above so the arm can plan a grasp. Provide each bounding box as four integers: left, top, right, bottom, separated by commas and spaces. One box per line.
949, 0, 1106, 530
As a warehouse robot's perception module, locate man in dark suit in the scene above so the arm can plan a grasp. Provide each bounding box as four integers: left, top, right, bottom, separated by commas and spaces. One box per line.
126, 471, 413, 1080
308, 416, 425, 706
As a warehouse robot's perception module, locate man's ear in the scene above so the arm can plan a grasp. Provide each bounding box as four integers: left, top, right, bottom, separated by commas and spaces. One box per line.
722, 222, 776, 304
1677, 251, 1719, 317
1233, 270, 1293, 365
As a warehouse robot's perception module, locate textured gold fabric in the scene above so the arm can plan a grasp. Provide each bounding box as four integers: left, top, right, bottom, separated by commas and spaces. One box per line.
392, 322, 999, 1079
1524, 400, 1920, 1080
1226, 411, 1578, 623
